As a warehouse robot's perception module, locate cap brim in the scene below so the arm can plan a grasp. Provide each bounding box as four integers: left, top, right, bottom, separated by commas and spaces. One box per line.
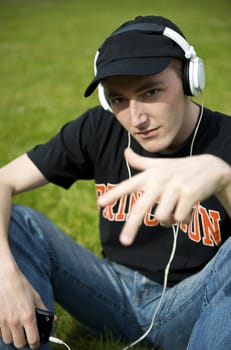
84, 56, 171, 97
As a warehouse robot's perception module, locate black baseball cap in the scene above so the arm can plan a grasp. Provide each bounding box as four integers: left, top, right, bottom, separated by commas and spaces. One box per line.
84, 16, 186, 97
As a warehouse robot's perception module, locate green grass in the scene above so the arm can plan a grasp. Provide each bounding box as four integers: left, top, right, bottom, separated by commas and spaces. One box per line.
0, 0, 230, 349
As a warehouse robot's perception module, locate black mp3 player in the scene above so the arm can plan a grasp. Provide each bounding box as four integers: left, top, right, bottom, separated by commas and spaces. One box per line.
35, 307, 54, 343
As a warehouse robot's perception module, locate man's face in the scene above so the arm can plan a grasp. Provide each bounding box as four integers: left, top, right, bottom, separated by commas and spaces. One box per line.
103, 63, 197, 154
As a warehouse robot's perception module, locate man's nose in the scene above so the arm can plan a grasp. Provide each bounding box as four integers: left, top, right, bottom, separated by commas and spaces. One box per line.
128, 99, 148, 127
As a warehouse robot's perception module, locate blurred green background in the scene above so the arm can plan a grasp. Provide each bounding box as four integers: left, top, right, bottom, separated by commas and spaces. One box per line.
0, 0, 230, 349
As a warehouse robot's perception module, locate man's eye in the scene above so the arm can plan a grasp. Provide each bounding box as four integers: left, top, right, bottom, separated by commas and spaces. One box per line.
110, 97, 124, 105
145, 89, 158, 96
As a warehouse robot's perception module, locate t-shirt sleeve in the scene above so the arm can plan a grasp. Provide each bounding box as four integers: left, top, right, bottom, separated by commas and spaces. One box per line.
27, 110, 98, 189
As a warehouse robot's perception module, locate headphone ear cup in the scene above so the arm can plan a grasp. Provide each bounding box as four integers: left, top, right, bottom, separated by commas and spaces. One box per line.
98, 83, 112, 111
94, 50, 112, 111
182, 58, 205, 96
192, 58, 205, 96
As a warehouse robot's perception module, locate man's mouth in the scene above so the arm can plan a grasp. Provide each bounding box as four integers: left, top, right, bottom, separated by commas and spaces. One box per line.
136, 127, 160, 139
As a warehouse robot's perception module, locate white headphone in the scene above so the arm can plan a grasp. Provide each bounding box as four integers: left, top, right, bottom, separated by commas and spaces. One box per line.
93, 51, 112, 111
94, 22, 205, 111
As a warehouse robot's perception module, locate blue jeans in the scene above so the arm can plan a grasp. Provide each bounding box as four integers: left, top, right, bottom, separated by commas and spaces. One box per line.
1, 204, 231, 349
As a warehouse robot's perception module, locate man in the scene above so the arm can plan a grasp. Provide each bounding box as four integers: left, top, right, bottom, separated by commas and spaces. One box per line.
0, 15, 231, 350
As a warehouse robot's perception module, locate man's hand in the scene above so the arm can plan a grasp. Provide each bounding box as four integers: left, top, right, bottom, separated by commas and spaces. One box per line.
0, 256, 47, 349
98, 148, 231, 245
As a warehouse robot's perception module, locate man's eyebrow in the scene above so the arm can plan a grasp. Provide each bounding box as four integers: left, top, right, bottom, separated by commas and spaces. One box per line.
106, 79, 163, 98
135, 79, 163, 93
106, 90, 120, 99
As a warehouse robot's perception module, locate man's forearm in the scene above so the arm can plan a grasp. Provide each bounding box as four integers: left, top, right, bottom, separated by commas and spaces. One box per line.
0, 183, 14, 259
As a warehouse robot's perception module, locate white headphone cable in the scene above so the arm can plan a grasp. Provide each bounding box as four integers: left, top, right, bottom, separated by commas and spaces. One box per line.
189, 91, 204, 156
122, 95, 204, 349
49, 336, 71, 350
125, 132, 132, 179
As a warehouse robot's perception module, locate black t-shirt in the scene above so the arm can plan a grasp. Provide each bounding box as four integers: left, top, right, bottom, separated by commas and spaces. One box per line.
27, 106, 231, 286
